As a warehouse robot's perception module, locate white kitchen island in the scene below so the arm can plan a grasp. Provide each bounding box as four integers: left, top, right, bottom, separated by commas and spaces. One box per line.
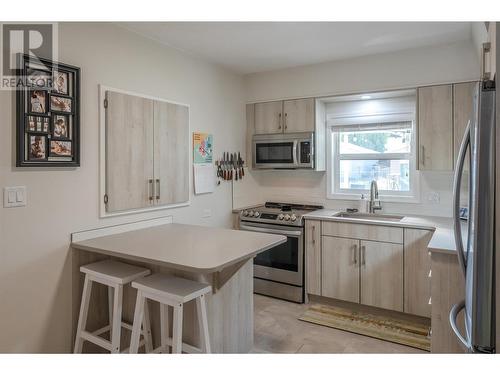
71, 218, 285, 353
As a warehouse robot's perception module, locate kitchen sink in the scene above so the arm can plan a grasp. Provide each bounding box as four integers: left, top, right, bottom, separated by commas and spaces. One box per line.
333, 212, 405, 222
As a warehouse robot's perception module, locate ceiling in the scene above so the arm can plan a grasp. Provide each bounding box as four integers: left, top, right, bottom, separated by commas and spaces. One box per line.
119, 22, 474, 74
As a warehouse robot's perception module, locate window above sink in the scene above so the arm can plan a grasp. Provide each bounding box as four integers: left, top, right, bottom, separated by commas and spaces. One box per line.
324, 90, 419, 203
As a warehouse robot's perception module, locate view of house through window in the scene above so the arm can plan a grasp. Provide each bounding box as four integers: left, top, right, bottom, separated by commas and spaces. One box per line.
338, 126, 412, 192
326, 91, 417, 200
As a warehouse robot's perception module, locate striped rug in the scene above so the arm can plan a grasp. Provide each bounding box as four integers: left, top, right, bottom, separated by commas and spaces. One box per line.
299, 304, 431, 351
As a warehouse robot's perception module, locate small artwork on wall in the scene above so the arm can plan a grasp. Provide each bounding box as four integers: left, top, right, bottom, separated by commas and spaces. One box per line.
16, 54, 80, 167
50, 95, 73, 113
28, 135, 47, 160
53, 71, 69, 95
50, 140, 72, 157
29, 90, 48, 114
52, 115, 70, 139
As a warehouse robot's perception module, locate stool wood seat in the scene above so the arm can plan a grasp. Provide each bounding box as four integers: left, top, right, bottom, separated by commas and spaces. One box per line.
74, 260, 151, 353
129, 274, 212, 354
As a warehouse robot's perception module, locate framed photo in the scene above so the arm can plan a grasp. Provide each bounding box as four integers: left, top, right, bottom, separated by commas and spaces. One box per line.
50, 140, 72, 157
53, 71, 69, 95
28, 135, 47, 160
27, 69, 52, 89
50, 95, 72, 113
52, 115, 70, 139
28, 90, 48, 114
17, 54, 80, 167
26, 116, 50, 133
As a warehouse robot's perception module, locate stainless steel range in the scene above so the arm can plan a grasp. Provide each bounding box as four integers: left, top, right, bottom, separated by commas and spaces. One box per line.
238, 202, 323, 303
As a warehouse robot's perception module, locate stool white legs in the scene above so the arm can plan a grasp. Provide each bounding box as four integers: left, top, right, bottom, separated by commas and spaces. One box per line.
110, 284, 123, 353
129, 291, 145, 354
74, 275, 93, 353
172, 303, 184, 354
108, 286, 114, 337
160, 304, 170, 353
196, 295, 211, 353
142, 298, 154, 353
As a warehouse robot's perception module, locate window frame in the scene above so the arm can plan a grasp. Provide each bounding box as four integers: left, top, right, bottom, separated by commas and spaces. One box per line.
326, 120, 420, 203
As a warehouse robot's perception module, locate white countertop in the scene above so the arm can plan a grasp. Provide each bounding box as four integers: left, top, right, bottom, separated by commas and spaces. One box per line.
72, 223, 286, 273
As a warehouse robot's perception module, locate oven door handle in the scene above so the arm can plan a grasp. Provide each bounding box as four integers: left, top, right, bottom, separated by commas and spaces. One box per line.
239, 224, 302, 237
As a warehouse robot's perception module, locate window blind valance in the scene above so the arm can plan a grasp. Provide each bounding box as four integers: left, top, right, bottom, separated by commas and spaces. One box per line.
330, 120, 412, 133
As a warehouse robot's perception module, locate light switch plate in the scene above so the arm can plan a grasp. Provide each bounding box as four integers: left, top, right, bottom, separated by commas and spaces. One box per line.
3, 186, 27, 208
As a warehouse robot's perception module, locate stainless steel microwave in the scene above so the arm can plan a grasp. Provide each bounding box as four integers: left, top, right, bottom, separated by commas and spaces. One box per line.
252, 132, 314, 169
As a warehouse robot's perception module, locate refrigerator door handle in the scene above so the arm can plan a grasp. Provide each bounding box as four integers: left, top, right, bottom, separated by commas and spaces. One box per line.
452, 120, 470, 277
449, 300, 471, 350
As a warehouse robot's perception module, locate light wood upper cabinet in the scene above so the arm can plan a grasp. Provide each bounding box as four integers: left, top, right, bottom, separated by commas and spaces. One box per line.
305, 220, 322, 295
360, 240, 403, 311
453, 82, 478, 173
322, 236, 360, 303
418, 85, 453, 171
254, 101, 283, 134
404, 229, 432, 318
105, 91, 155, 212
103, 89, 189, 215
154, 101, 190, 206
283, 98, 315, 133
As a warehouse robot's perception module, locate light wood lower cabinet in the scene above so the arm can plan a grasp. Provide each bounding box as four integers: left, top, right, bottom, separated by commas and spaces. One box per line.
404, 229, 432, 317
305, 220, 322, 295
321, 236, 360, 303
360, 240, 404, 311
305, 220, 430, 316
430, 251, 466, 353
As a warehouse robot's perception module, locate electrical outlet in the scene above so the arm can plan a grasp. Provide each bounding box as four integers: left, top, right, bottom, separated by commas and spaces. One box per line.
427, 191, 440, 204
202, 209, 212, 218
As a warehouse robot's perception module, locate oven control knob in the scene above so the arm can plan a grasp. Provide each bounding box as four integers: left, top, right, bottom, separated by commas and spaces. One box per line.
242, 210, 249, 217
254, 211, 260, 217
284, 214, 291, 221
290, 214, 297, 222
248, 211, 254, 217
278, 214, 284, 220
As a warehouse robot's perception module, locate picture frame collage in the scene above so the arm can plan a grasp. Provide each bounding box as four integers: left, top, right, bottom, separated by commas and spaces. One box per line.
17, 54, 80, 167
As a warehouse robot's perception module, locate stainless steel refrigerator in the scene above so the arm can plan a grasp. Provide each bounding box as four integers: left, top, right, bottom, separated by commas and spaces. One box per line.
450, 79, 496, 353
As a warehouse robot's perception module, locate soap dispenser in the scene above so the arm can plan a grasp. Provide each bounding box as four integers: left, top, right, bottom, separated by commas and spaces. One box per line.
359, 194, 368, 213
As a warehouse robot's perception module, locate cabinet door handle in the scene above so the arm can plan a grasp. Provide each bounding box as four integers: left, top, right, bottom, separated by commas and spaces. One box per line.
155, 179, 160, 200
352, 244, 358, 265
361, 245, 366, 266
482, 42, 491, 80
311, 225, 316, 244
278, 113, 282, 130
148, 179, 154, 202
421, 145, 425, 166
284, 112, 288, 130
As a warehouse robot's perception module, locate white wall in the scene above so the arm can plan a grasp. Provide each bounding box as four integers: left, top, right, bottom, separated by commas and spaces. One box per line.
245, 40, 479, 102
0, 23, 246, 353
237, 40, 480, 217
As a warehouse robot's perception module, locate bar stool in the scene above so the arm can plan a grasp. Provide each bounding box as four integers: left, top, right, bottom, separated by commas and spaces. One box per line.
129, 274, 212, 354
74, 259, 151, 353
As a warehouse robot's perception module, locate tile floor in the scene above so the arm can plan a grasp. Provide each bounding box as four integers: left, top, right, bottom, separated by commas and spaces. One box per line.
253, 294, 425, 354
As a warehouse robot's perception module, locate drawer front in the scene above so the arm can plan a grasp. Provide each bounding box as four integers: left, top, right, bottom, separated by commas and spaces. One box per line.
321, 221, 403, 244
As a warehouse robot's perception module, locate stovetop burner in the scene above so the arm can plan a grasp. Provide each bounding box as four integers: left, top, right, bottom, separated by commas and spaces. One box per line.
240, 201, 324, 226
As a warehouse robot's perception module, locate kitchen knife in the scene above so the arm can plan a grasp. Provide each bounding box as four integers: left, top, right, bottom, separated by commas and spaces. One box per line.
230, 153, 233, 180
234, 152, 238, 181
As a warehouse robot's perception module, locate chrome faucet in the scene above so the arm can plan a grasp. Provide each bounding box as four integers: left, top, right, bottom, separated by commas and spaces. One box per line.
369, 180, 382, 213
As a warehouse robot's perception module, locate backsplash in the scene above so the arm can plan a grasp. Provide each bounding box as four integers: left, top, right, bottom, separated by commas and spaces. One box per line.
233, 168, 457, 218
